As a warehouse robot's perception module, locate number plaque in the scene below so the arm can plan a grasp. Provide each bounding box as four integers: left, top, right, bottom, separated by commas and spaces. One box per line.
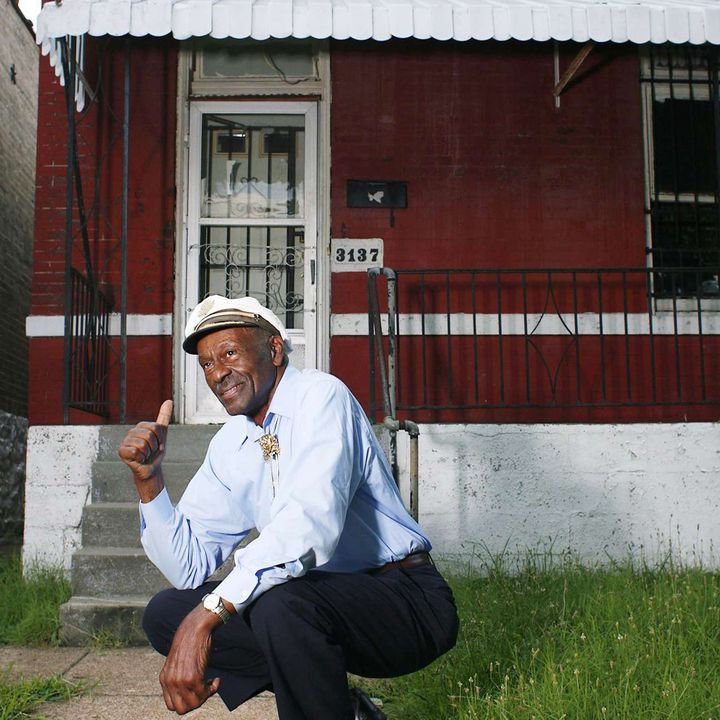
331, 238, 384, 273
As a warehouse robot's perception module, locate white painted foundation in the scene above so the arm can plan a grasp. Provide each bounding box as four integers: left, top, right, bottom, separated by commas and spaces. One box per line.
23, 426, 98, 572
397, 423, 720, 569
22, 423, 720, 573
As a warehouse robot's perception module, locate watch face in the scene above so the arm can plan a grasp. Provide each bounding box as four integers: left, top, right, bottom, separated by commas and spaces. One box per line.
203, 593, 220, 611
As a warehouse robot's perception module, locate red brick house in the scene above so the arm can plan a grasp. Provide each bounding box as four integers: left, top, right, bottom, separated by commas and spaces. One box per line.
26, 0, 720, 428
20, 2, 720, 640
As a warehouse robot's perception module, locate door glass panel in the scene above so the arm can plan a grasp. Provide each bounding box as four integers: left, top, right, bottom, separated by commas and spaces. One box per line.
199, 225, 305, 330
201, 114, 305, 219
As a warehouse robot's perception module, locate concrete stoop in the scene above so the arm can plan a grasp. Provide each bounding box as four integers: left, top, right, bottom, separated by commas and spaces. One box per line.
59, 424, 221, 645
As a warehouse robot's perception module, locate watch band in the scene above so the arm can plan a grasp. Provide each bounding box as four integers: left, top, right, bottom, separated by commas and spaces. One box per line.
202, 593, 232, 624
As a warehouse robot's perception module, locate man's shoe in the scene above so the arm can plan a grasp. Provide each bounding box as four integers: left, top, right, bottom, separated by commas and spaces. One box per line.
350, 687, 387, 720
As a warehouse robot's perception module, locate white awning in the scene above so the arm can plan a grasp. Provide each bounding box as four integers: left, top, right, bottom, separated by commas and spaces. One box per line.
37, 0, 720, 50
36, 0, 720, 74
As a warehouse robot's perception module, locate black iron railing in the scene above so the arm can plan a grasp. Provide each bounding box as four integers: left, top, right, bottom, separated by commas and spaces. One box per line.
368, 266, 720, 421
59, 37, 130, 422
67, 269, 112, 417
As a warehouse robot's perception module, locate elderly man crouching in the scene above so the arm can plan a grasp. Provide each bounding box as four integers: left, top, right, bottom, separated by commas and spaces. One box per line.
118, 296, 458, 720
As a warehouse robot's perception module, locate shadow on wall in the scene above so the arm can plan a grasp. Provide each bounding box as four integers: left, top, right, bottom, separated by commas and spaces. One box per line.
0, 409, 28, 545
416, 423, 720, 570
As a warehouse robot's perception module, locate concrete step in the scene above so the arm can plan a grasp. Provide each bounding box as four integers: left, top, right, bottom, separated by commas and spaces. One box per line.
59, 595, 150, 646
71, 547, 235, 599
91, 461, 200, 504
81, 502, 258, 550
62, 424, 229, 645
81, 503, 141, 548
71, 548, 171, 599
97, 425, 221, 463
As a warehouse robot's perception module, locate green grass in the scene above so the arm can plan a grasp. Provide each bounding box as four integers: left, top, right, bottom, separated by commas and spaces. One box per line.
0, 671, 83, 720
0, 552, 71, 646
3, 545, 720, 718
0, 553, 83, 718
363, 557, 720, 720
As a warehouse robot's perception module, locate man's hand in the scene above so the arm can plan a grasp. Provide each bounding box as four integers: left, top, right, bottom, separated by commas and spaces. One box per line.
118, 400, 173, 503
159, 604, 223, 715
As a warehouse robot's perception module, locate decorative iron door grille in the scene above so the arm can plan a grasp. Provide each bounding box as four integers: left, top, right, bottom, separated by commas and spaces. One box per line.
197, 227, 305, 328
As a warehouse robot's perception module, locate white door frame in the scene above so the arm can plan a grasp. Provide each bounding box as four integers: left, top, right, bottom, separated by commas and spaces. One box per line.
175, 98, 326, 423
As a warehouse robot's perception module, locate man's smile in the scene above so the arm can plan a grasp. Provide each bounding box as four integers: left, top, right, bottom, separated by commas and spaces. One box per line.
218, 379, 245, 400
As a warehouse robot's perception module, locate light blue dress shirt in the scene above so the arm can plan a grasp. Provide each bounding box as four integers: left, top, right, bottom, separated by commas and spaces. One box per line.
139, 366, 430, 611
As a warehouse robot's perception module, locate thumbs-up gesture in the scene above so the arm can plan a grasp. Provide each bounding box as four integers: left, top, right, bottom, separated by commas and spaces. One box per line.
118, 400, 173, 502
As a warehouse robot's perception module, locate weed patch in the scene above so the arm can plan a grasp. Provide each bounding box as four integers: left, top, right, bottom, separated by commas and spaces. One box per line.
0, 553, 71, 646
0, 671, 83, 720
363, 559, 720, 719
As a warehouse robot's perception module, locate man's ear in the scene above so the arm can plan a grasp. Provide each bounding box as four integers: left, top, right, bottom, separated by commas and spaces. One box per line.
269, 335, 285, 367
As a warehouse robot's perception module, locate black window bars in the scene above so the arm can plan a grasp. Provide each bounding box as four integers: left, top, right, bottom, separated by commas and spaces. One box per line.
644, 44, 720, 298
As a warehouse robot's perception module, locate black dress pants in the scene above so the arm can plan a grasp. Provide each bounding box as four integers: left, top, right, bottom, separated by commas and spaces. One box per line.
143, 563, 459, 720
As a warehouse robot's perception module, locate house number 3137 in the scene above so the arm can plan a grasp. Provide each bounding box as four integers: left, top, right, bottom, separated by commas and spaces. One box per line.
335, 247, 379, 263
331, 239, 384, 273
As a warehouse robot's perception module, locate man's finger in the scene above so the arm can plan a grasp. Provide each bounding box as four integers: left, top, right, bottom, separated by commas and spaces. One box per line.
156, 399, 174, 427
207, 677, 221, 696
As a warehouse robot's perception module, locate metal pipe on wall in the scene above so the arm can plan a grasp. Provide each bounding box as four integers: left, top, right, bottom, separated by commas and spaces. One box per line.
368, 267, 421, 520
120, 38, 130, 423
60, 37, 76, 425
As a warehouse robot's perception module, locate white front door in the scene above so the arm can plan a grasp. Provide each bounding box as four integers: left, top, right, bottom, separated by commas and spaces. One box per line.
181, 101, 318, 423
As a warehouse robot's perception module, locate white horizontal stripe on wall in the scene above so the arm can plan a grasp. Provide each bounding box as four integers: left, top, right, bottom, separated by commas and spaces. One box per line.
27, 311, 720, 338
331, 312, 720, 336
26, 314, 173, 338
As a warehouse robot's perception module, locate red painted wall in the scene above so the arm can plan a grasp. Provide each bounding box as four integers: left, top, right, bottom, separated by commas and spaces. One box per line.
29, 336, 173, 425
329, 40, 646, 315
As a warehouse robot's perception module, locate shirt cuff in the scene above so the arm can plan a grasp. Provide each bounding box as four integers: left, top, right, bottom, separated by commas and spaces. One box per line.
214, 564, 262, 611
138, 486, 174, 527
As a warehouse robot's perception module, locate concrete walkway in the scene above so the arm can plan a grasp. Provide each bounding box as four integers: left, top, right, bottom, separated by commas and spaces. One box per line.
0, 646, 278, 719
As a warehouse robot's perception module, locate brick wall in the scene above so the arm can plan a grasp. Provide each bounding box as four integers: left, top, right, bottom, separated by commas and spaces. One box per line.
0, 0, 37, 418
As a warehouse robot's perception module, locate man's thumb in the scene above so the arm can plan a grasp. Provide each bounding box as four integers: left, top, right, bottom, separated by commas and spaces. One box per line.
156, 399, 174, 427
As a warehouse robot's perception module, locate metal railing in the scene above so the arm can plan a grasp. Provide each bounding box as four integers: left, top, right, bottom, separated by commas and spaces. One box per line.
368, 266, 720, 422
66, 269, 112, 417
59, 37, 130, 422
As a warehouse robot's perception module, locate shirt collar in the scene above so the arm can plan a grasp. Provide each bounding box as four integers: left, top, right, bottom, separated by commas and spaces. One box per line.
234, 364, 300, 437
263, 364, 300, 424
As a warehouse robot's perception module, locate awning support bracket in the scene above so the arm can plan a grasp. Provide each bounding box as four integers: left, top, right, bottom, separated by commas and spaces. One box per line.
553, 41, 595, 107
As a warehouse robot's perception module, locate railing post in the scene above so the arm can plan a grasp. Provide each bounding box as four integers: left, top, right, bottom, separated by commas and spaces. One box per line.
367, 268, 379, 420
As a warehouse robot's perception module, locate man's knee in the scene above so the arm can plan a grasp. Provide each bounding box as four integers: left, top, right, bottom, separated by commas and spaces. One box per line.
142, 588, 187, 655
248, 579, 331, 640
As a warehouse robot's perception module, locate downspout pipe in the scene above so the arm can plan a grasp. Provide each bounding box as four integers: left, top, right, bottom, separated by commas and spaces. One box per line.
382, 418, 420, 521
368, 267, 421, 521
60, 38, 75, 425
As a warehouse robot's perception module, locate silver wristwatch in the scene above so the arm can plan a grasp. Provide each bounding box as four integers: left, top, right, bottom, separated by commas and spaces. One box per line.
202, 592, 232, 624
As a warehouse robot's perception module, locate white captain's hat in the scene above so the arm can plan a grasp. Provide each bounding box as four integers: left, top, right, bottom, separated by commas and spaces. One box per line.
183, 295, 292, 355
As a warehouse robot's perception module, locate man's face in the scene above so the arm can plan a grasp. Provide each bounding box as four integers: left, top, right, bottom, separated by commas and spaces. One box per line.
196, 327, 284, 424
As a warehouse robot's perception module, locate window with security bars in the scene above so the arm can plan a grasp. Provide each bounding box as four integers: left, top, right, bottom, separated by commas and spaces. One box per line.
642, 45, 720, 299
